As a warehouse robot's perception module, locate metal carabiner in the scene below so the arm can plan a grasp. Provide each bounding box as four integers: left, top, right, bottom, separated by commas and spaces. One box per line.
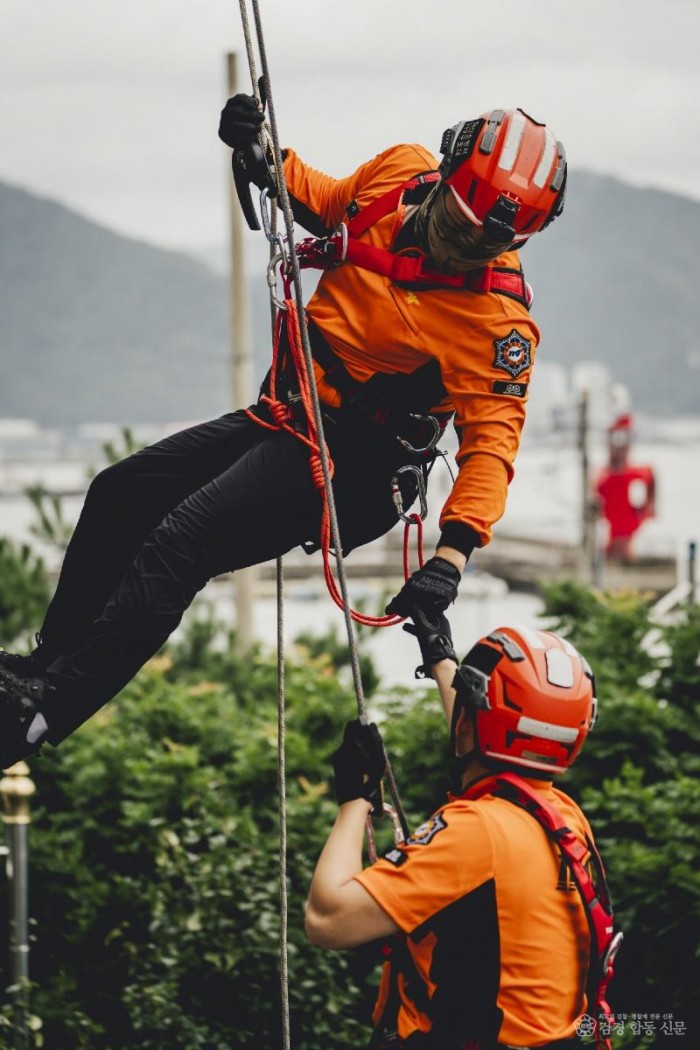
383, 802, 406, 845
602, 931, 624, 976
391, 464, 428, 523
396, 413, 442, 455
259, 187, 288, 258
266, 251, 288, 312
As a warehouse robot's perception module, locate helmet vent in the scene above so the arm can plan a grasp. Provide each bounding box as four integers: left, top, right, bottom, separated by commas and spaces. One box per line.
502, 684, 522, 712
545, 648, 575, 688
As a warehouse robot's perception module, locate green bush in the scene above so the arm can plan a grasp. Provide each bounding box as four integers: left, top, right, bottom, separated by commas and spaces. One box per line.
0, 582, 697, 1046
541, 583, 700, 1033
0, 537, 50, 650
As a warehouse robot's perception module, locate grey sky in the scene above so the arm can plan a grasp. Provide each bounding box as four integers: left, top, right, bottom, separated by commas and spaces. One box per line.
2, 0, 698, 252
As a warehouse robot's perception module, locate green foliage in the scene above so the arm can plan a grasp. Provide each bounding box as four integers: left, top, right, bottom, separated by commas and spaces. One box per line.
2, 648, 380, 1048
0, 579, 696, 1046
540, 582, 700, 1031
23, 485, 75, 552
0, 536, 50, 648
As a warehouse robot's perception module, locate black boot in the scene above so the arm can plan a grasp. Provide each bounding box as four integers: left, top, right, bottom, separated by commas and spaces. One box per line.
0, 668, 53, 769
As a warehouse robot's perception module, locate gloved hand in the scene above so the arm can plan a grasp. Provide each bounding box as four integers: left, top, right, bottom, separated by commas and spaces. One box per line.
403, 607, 458, 679
332, 720, 386, 812
218, 93, 265, 150
385, 556, 461, 620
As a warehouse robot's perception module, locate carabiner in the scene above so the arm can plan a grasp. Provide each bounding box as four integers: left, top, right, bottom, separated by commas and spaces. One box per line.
383, 802, 406, 845
266, 251, 288, 312
396, 413, 442, 455
391, 464, 428, 523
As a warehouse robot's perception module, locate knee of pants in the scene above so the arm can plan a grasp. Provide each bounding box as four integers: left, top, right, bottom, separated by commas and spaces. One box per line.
86, 456, 142, 506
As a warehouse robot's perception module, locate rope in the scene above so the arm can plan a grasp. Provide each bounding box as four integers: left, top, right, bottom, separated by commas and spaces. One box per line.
275, 555, 291, 1050
241, 0, 410, 836
247, 299, 425, 629
234, 12, 292, 1042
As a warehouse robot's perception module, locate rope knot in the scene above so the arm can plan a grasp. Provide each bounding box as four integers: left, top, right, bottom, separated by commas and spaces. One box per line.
308, 453, 325, 490
267, 399, 292, 427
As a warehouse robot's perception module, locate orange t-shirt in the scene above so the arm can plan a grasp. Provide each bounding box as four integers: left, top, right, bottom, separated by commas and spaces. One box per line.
283, 145, 541, 551
355, 778, 593, 1047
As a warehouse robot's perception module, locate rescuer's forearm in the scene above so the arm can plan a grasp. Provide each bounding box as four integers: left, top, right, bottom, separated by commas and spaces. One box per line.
432, 658, 459, 728
307, 798, 372, 918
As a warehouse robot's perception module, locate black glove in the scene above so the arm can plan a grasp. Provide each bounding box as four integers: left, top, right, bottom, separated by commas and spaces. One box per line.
403, 607, 458, 679
385, 556, 461, 620
218, 93, 265, 150
332, 720, 385, 812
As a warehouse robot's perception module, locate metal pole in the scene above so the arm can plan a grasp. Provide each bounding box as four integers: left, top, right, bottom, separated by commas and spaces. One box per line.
1, 761, 35, 1050
578, 389, 601, 587
689, 541, 697, 605
226, 51, 256, 651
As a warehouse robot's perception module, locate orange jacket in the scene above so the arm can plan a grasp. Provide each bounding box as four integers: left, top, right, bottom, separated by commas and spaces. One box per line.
355, 778, 593, 1046
283, 144, 541, 556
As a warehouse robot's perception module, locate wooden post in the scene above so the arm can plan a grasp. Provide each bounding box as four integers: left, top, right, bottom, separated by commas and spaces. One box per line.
226, 51, 256, 651
578, 389, 602, 587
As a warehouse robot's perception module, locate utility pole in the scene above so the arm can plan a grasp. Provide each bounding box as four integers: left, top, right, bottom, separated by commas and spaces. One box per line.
1, 761, 35, 1050
578, 389, 602, 587
226, 51, 256, 651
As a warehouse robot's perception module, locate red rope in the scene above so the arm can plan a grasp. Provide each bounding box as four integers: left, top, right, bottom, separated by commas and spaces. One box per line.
246, 293, 424, 627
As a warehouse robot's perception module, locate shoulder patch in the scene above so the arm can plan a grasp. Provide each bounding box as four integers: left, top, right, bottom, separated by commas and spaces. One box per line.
493, 329, 532, 378
384, 847, 409, 867
492, 379, 528, 398
407, 812, 447, 846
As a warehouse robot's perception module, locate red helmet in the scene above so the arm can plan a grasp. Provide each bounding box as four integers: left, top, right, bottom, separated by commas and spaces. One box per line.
439, 109, 566, 245
452, 627, 596, 774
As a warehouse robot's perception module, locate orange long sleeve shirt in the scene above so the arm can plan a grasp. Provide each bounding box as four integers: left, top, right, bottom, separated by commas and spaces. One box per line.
283, 144, 541, 555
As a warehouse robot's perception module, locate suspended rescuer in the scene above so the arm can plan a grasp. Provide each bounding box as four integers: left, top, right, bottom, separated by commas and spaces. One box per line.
306, 615, 621, 1050
0, 100, 567, 768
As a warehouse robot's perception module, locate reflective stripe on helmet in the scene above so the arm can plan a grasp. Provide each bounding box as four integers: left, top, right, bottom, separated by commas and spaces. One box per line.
496, 110, 526, 172
533, 127, 558, 188
517, 715, 579, 743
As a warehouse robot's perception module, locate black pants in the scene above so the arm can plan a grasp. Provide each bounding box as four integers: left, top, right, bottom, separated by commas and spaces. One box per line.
39, 407, 419, 742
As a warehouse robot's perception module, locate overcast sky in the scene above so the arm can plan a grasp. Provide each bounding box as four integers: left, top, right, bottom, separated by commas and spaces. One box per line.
2, 0, 699, 253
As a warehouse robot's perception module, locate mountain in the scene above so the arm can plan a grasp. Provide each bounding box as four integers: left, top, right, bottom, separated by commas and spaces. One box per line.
1, 172, 699, 427
522, 171, 700, 414
0, 183, 230, 427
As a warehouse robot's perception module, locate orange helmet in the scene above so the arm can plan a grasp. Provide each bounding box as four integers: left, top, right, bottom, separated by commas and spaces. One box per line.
452, 627, 596, 775
439, 109, 566, 245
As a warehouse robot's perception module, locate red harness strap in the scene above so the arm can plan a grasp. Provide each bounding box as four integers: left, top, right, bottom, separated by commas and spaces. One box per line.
468, 774, 622, 1050
295, 172, 533, 305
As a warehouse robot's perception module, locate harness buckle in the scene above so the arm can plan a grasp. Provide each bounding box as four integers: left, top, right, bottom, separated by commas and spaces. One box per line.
391, 465, 428, 523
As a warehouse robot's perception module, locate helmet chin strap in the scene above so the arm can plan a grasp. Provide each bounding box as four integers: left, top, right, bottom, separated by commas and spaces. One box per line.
447, 749, 478, 794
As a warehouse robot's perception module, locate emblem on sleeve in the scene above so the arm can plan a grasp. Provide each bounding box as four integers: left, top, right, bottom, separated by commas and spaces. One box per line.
407, 813, 447, 846
493, 329, 532, 378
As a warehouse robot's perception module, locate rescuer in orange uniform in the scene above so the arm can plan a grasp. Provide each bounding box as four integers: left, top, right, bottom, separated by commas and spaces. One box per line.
0, 102, 567, 769
307, 617, 617, 1049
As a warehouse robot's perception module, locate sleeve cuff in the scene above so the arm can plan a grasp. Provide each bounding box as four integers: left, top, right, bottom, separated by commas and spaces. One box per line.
438, 522, 481, 560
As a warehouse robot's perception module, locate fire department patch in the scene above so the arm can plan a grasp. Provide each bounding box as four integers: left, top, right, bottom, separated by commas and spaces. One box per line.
407, 813, 447, 846
493, 329, 532, 379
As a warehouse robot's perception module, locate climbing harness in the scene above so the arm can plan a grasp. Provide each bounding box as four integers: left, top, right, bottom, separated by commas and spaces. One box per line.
479, 774, 623, 1050
370, 773, 622, 1050
294, 173, 534, 306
